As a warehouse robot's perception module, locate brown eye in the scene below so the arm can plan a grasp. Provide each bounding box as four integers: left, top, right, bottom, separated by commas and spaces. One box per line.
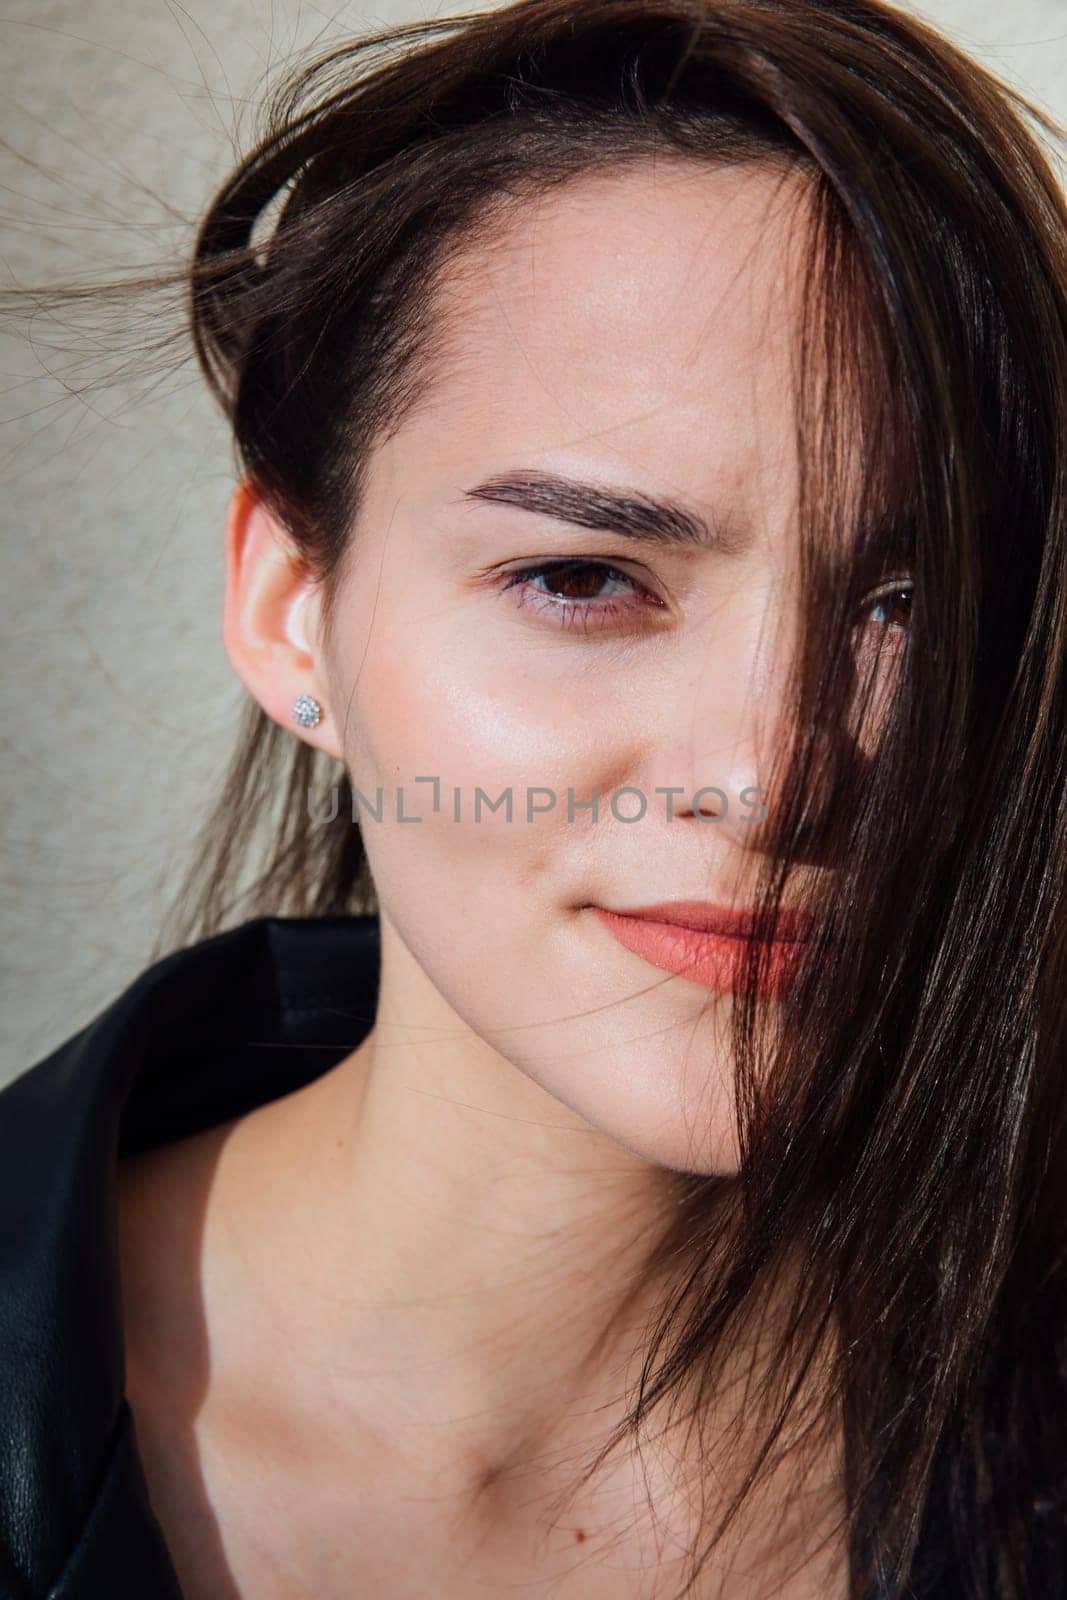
521, 559, 628, 602
864, 585, 913, 629
499, 557, 666, 633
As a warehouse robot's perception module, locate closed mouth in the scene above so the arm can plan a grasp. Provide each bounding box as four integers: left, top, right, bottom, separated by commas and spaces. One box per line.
595, 901, 815, 943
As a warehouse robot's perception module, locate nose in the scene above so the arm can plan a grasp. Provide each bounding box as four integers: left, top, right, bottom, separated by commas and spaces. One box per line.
643, 595, 811, 854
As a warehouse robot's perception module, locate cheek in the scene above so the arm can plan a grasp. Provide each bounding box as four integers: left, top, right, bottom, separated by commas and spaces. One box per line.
332, 603, 632, 825
849, 633, 907, 758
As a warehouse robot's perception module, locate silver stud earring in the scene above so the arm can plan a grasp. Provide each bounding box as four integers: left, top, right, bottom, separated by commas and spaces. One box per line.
292, 693, 323, 729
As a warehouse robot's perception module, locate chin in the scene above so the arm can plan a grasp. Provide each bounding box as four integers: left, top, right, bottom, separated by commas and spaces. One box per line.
514, 1032, 745, 1176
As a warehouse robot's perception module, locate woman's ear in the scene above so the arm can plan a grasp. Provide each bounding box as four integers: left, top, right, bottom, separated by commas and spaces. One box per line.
221, 480, 344, 761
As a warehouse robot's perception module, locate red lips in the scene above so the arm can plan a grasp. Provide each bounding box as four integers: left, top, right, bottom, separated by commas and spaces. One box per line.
601, 900, 814, 942
589, 900, 814, 996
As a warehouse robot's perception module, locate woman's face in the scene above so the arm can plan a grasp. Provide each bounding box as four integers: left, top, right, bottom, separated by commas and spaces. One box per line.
292, 160, 876, 1174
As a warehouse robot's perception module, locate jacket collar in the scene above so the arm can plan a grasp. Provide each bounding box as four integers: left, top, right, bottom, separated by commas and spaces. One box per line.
0, 913, 380, 1599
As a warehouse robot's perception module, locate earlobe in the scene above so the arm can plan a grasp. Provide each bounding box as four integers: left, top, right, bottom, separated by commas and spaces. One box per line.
221, 480, 343, 760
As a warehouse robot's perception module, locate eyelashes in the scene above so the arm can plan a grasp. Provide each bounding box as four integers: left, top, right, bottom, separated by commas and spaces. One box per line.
498, 558, 914, 637
498, 558, 665, 632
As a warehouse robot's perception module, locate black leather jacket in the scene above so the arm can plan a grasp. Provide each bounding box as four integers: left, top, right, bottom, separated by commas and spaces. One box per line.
0, 914, 380, 1600
0, 913, 1060, 1598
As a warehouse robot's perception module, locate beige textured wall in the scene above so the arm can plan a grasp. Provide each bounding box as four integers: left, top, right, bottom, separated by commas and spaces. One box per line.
1, 0, 1064, 1081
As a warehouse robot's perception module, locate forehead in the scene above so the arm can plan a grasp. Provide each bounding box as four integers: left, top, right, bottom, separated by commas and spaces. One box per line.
385, 159, 819, 528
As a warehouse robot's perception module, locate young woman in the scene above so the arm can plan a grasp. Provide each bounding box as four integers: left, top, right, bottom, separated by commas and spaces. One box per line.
1, 1, 1064, 1597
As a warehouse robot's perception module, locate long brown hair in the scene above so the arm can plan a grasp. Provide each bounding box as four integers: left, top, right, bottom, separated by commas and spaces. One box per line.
5, 2, 1066, 1595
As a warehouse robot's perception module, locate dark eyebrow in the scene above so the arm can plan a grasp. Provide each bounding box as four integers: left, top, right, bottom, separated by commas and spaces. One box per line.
455, 469, 748, 553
